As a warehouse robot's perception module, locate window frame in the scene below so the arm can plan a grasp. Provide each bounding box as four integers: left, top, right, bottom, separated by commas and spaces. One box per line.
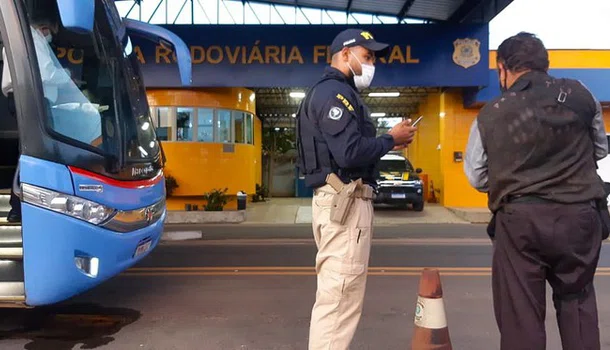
149, 105, 254, 145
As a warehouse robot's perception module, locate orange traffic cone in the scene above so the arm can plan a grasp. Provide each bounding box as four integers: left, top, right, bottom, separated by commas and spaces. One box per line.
411, 268, 452, 350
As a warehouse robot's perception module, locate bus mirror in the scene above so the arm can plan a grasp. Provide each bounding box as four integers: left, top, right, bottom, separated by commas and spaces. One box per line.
416, 168, 422, 174
123, 19, 193, 87
56, 0, 94, 33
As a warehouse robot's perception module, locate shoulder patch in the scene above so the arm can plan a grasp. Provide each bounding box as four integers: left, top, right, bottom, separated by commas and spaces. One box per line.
328, 106, 343, 120
335, 93, 355, 112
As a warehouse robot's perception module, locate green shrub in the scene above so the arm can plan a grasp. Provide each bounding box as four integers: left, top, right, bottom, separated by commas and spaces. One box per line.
203, 188, 229, 211
165, 175, 178, 197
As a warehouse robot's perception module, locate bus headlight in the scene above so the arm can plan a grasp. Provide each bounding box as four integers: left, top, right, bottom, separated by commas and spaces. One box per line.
21, 183, 115, 225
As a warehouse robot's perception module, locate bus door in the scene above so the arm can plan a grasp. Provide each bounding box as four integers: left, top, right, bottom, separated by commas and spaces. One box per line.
0, 0, 191, 307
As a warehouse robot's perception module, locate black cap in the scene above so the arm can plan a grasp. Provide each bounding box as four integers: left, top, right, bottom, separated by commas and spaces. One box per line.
330, 28, 390, 57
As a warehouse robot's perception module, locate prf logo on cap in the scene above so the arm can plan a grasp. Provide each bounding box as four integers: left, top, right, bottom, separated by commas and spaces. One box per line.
360, 31, 374, 40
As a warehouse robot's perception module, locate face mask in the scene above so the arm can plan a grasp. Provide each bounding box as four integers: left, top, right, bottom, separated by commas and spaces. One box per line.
45, 34, 52, 43
347, 51, 375, 91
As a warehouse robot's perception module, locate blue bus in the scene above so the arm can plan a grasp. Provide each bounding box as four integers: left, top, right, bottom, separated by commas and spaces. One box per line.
0, 0, 191, 307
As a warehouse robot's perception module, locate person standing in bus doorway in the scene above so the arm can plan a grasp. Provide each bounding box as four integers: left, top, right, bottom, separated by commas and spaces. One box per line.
1, 16, 62, 222
295, 28, 418, 350
464, 32, 608, 350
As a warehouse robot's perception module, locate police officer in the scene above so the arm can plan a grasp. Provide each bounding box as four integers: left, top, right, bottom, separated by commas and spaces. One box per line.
296, 28, 417, 350
464, 32, 607, 350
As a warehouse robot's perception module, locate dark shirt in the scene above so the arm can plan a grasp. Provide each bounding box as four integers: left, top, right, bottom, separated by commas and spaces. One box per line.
464, 70, 608, 211
299, 66, 395, 188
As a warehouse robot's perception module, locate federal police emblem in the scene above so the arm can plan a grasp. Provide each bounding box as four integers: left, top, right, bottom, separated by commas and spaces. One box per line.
328, 106, 343, 120
452, 38, 481, 69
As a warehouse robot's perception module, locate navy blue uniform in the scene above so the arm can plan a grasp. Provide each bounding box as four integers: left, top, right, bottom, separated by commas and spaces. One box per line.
296, 66, 394, 189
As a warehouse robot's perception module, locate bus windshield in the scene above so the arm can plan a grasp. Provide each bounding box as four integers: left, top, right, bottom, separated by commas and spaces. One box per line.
28, 0, 159, 175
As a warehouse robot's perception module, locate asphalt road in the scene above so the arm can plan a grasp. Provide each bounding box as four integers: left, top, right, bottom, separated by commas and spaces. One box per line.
1, 224, 610, 349
163, 223, 491, 240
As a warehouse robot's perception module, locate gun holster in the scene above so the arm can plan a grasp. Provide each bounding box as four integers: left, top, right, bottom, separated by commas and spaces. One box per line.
326, 173, 359, 225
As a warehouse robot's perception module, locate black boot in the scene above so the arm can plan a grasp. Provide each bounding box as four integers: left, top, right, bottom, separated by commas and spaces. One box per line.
8, 187, 21, 223
7, 209, 20, 223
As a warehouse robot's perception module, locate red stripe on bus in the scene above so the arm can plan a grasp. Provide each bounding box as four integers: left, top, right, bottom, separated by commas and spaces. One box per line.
68, 166, 163, 189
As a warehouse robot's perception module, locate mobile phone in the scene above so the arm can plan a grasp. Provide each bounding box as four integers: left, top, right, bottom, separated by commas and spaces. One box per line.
411, 115, 424, 126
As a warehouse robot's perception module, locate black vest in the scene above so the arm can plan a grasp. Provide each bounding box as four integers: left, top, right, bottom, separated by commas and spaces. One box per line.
295, 71, 377, 188
477, 71, 606, 212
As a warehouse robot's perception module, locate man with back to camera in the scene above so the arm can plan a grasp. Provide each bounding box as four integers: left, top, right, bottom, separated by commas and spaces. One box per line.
295, 28, 417, 349
464, 32, 607, 350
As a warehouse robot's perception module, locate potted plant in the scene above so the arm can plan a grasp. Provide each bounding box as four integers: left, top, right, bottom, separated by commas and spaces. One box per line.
165, 174, 178, 197
203, 188, 229, 211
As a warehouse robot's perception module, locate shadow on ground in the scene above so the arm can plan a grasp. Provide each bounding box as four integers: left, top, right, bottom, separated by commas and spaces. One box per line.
0, 303, 141, 349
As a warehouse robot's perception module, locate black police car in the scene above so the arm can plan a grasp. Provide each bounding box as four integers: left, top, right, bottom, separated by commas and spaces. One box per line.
374, 153, 425, 211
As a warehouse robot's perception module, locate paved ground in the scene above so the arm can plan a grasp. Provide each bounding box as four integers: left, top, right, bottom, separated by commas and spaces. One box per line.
163, 223, 490, 240
243, 198, 473, 225
0, 225, 609, 349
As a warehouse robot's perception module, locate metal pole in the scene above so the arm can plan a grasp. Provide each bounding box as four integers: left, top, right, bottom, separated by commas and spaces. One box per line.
299, 7, 311, 25
125, 0, 137, 18
147, 0, 164, 23
247, 1, 262, 24
173, 0, 189, 24
196, 0, 213, 24
221, 0, 237, 24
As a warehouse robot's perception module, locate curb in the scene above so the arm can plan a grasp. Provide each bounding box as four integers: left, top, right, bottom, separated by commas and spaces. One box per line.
445, 208, 492, 224
164, 210, 246, 224
162, 230, 203, 241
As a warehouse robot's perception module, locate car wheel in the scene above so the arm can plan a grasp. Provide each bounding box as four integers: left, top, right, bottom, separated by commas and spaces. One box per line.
413, 201, 424, 212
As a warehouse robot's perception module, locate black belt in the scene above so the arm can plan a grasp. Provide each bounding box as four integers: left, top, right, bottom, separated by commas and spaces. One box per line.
505, 195, 595, 206
505, 195, 555, 204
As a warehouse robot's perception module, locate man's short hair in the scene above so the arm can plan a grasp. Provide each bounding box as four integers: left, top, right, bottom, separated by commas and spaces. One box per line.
30, 17, 57, 29
496, 32, 549, 73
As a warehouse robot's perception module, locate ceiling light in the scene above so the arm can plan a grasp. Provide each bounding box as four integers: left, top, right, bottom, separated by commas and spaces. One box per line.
290, 92, 306, 98
368, 92, 400, 97
370, 112, 386, 117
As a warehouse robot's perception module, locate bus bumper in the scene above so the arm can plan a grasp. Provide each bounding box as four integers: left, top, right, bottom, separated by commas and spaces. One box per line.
21, 202, 165, 306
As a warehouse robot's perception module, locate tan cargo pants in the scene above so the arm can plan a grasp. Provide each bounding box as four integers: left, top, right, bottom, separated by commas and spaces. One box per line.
308, 184, 375, 350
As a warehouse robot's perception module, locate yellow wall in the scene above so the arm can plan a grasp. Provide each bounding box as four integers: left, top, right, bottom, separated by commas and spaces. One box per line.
420, 96, 610, 209
162, 142, 259, 194
406, 93, 442, 202
489, 50, 610, 69
146, 88, 262, 211
254, 115, 263, 187
439, 90, 488, 208
408, 91, 487, 207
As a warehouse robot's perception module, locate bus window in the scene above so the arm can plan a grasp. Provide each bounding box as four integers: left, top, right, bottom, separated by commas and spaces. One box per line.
20, 8, 107, 152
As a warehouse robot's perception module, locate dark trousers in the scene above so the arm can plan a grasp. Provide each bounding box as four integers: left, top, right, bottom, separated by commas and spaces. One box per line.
9, 173, 20, 217
6, 92, 20, 217
493, 201, 602, 350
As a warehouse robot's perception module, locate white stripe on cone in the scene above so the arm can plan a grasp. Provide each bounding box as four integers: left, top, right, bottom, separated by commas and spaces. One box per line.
414, 296, 447, 329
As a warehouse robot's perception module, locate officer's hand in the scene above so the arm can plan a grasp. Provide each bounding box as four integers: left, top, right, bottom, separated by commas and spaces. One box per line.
387, 119, 417, 147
